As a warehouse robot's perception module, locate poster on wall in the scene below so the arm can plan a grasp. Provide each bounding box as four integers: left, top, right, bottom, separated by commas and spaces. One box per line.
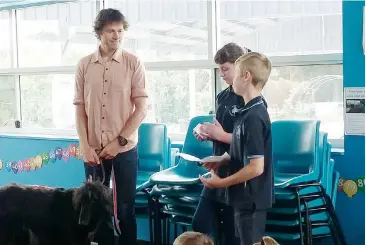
344, 87, 365, 135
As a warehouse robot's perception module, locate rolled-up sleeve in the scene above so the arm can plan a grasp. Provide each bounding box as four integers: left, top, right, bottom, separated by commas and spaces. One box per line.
73, 60, 85, 105
131, 58, 148, 99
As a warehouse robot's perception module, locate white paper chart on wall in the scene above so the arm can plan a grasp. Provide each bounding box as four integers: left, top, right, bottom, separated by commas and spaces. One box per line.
344, 87, 365, 135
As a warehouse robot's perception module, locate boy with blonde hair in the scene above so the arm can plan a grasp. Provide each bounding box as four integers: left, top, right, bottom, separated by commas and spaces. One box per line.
253, 236, 280, 245
200, 52, 274, 245
173, 231, 214, 245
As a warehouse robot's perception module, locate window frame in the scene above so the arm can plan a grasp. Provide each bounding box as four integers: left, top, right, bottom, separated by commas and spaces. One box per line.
0, 0, 345, 149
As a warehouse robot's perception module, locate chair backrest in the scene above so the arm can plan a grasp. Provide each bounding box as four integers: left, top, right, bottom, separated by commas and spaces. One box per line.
318, 132, 328, 184
175, 115, 214, 176
181, 115, 214, 159
272, 120, 321, 174
138, 123, 169, 173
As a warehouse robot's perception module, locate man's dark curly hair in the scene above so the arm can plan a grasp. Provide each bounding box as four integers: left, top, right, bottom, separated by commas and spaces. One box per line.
93, 8, 129, 40
214, 43, 252, 65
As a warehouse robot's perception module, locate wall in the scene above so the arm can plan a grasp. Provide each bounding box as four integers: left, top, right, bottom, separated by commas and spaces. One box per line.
0, 135, 157, 241
332, 1, 366, 244
0, 135, 84, 188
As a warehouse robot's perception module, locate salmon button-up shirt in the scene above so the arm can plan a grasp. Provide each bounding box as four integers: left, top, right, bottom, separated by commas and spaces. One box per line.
73, 48, 148, 153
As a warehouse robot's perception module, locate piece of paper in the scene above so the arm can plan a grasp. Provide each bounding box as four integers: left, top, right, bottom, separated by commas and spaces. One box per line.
177, 152, 230, 163
344, 87, 365, 135
193, 123, 209, 137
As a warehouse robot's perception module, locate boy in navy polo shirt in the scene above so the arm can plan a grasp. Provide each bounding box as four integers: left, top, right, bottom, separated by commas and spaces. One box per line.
200, 52, 273, 245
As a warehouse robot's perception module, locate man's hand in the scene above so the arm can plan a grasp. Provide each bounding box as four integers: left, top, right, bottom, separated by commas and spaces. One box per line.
201, 118, 227, 141
82, 146, 100, 165
200, 169, 227, 189
98, 139, 120, 160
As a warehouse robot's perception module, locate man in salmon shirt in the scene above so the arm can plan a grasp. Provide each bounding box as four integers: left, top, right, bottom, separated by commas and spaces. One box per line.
73, 8, 148, 245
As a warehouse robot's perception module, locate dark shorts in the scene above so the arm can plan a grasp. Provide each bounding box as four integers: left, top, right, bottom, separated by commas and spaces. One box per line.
233, 203, 267, 245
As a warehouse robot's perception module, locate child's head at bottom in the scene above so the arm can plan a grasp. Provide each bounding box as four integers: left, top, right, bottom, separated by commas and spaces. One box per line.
173, 231, 214, 245
253, 236, 280, 245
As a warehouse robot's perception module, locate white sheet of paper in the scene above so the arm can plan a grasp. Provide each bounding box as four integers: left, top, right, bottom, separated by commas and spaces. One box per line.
193, 123, 208, 136
176, 152, 202, 162
177, 152, 230, 164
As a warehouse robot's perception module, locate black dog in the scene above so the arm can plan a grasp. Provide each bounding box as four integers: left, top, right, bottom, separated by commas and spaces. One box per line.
0, 181, 113, 245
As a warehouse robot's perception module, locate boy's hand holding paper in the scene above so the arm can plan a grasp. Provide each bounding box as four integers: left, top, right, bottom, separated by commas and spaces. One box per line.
201, 152, 230, 170
193, 124, 210, 141
177, 152, 230, 170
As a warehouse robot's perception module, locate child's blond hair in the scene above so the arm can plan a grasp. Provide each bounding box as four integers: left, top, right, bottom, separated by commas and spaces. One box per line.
253, 236, 280, 245
234, 52, 272, 88
173, 231, 214, 245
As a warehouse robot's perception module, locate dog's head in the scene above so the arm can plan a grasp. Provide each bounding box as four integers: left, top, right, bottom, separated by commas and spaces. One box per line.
72, 181, 113, 227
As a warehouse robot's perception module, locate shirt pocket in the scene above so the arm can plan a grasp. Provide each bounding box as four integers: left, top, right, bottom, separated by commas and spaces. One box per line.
112, 64, 133, 93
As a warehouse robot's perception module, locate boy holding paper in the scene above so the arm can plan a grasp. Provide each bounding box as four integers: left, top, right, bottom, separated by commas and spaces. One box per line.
200, 52, 274, 245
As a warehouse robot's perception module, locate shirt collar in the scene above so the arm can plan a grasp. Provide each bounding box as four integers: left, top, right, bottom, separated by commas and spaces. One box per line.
229, 96, 263, 116
91, 47, 122, 63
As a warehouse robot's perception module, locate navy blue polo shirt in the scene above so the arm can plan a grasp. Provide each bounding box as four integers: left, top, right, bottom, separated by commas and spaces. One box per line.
202, 87, 268, 202
202, 86, 244, 200
225, 96, 274, 210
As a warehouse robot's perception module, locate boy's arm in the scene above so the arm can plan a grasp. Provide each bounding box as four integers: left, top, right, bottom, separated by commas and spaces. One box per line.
222, 158, 264, 187
223, 116, 265, 187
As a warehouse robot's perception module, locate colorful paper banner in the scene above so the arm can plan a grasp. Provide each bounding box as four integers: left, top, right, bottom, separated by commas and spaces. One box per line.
0, 144, 82, 174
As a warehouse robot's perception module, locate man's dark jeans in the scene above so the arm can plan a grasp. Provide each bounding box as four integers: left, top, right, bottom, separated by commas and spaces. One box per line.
84, 147, 138, 245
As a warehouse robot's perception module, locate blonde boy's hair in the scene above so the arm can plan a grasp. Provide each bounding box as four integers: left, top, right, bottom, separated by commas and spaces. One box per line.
253, 236, 280, 245
173, 231, 214, 245
234, 52, 272, 88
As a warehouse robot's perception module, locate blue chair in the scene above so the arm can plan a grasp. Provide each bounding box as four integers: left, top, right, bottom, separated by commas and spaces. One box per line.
149, 115, 214, 186
273, 120, 321, 189
266, 122, 346, 245
147, 115, 214, 245
134, 123, 170, 244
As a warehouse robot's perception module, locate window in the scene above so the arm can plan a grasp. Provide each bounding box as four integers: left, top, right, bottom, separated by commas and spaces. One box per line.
215, 64, 343, 140
219, 1, 342, 55
0, 76, 17, 127
17, 2, 98, 67
0, 11, 11, 68
109, 0, 209, 62
20, 74, 75, 129
263, 64, 343, 139
144, 69, 214, 137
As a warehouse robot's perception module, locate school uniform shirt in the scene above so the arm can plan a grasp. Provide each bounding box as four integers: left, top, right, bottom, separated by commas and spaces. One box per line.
226, 96, 274, 210
202, 86, 244, 201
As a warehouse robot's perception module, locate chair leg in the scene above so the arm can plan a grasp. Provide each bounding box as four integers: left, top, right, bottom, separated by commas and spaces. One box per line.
162, 216, 166, 245
167, 218, 171, 245
174, 223, 178, 240
303, 200, 313, 245
153, 198, 162, 245
324, 195, 348, 245
148, 198, 154, 245
295, 188, 305, 245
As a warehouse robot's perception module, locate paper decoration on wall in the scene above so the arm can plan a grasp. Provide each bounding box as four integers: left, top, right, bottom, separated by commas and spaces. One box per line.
0, 144, 82, 174
338, 176, 365, 198
55, 147, 63, 160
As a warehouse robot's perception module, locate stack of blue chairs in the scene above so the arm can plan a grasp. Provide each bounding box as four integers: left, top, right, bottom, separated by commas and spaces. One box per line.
265, 120, 346, 245
139, 116, 214, 245
133, 123, 171, 244
134, 119, 347, 245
